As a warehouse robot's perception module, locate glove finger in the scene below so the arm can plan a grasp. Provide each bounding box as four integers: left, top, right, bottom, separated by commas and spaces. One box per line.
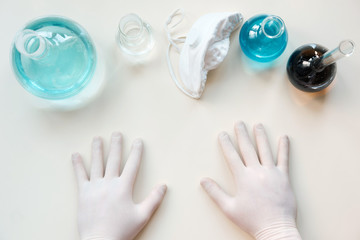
105, 132, 123, 178
72, 153, 88, 188
201, 177, 231, 211
253, 124, 275, 166
139, 184, 167, 222
218, 132, 245, 176
277, 135, 290, 174
121, 139, 143, 188
90, 136, 104, 180
234, 121, 260, 167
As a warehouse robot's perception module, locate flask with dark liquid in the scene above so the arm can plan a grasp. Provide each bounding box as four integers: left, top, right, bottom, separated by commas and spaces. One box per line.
287, 40, 355, 92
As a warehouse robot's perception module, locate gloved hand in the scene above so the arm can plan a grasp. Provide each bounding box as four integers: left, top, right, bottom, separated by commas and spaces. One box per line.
201, 121, 302, 240
72, 132, 167, 240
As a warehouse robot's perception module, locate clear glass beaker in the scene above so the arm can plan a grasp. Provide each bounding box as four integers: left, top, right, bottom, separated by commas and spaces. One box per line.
116, 13, 154, 56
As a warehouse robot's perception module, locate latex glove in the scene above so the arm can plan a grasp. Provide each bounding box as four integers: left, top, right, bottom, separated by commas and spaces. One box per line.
72, 132, 167, 240
201, 122, 302, 240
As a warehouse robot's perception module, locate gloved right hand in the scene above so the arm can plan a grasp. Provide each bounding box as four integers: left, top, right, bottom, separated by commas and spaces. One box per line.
201, 121, 302, 240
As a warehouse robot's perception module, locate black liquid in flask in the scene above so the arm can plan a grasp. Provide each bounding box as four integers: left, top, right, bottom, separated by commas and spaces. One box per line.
287, 40, 355, 92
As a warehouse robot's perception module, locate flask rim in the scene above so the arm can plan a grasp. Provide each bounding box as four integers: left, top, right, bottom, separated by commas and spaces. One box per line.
339, 40, 355, 56
14, 30, 48, 59
261, 15, 285, 39
118, 13, 144, 40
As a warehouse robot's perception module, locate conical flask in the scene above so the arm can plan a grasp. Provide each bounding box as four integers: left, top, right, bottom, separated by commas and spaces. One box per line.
11, 16, 104, 110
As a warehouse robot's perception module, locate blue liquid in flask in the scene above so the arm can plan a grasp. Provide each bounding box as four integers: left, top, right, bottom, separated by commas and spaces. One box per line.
11, 16, 97, 100
239, 14, 288, 63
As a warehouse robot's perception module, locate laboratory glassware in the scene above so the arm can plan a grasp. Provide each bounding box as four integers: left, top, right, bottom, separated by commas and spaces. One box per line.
11, 16, 104, 110
239, 14, 288, 63
116, 13, 154, 56
287, 40, 355, 92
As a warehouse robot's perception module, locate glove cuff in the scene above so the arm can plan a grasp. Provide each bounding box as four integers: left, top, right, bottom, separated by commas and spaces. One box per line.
254, 219, 302, 240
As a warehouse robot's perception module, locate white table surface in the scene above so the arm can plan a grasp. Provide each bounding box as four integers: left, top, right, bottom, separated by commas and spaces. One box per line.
1, 0, 360, 239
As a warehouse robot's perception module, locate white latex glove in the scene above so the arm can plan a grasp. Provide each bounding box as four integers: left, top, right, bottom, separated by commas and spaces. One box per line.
72, 132, 167, 240
201, 121, 302, 240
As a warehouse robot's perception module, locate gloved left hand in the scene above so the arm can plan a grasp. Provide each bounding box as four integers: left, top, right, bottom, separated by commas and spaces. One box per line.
72, 132, 167, 240
200, 122, 301, 240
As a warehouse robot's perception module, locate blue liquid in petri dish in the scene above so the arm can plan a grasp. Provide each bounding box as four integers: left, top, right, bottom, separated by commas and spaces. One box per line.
11, 16, 97, 100
239, 14, 288, 63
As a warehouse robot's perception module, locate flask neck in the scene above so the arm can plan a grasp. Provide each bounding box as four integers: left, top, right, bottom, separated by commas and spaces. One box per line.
118, 14, 147, 47
312, 40, 355, 72
260, 15, 285, 39
15, 30, 49, 59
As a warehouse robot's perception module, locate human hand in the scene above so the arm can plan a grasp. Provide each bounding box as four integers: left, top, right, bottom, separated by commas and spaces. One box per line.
201, 122, 301, 240
72, 132, 167, 240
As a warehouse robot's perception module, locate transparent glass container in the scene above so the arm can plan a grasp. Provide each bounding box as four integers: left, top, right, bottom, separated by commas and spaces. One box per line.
240, 14, 288, 63
11, 16, 104, 110
116, 13, 154, 56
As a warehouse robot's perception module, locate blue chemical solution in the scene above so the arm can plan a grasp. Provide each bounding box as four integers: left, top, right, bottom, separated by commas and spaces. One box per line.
11, 16, 97, 100
239, 14, 288, 63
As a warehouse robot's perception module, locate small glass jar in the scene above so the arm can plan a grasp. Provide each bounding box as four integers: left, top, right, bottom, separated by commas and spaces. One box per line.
116, 13, 154, 56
